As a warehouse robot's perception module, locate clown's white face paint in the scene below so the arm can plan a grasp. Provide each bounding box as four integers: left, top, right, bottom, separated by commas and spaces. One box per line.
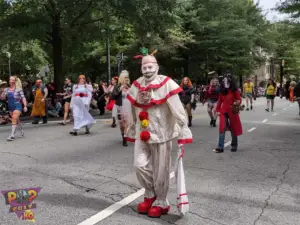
142, 62, 158, 80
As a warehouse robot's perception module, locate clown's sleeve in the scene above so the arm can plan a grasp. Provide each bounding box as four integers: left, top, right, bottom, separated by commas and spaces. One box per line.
167, 94, 192, 144
167, 94, 187, 127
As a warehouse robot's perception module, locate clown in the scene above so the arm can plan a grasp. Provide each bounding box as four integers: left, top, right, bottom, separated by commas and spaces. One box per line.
69, 75, 95, 135
214, 72, 243, 153
126, 48, 193, 218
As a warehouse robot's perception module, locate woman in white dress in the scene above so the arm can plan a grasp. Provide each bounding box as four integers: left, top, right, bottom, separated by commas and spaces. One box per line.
111, 70, 132, 146
70, 75, 96, 136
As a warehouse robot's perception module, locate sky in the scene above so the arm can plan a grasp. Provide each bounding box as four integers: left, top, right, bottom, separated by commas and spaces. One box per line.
256, 0, 286, 21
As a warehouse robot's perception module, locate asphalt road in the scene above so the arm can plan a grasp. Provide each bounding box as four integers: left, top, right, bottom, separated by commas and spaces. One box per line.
0, 97, 299, 225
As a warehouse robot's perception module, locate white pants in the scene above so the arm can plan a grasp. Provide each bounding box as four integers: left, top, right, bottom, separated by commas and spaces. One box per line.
135, 139, 172, 208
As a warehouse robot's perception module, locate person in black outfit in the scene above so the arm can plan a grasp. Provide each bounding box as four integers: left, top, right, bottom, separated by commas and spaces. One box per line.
57, 78, 73, 125
96, 81, 106, 115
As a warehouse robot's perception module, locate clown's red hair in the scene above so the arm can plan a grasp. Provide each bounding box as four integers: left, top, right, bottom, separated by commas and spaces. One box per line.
180, 77, 192, 88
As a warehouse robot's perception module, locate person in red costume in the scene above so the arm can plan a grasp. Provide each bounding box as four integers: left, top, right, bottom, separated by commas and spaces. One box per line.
213, 73, 243, 153
126, 48, 193, 218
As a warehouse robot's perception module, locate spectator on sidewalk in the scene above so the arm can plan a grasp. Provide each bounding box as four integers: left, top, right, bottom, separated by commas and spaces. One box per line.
48, 98, 62, 117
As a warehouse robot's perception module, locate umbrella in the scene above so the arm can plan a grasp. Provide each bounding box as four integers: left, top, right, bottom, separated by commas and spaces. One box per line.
174, 144, 189, 216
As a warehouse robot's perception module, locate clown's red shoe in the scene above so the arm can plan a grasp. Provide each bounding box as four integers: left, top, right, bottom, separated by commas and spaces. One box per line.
138, 197, 156, 214
148, 205, 170, 218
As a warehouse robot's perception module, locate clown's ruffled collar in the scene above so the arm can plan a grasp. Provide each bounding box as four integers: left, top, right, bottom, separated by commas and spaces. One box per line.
127, 75, 182, 109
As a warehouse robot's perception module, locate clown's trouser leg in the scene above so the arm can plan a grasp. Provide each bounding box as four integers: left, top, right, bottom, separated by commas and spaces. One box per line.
135, 140, 172, 208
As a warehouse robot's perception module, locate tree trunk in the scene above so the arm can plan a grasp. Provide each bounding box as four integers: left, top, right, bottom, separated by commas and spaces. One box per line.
52, 13, 63, 93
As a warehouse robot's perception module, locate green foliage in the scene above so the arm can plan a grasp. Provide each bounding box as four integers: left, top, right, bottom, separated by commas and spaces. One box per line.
1, 0, 298, 87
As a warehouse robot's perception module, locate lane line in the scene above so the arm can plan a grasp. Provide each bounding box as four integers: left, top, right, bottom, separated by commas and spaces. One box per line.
78, 172, 175, 225
78, 100, 274, 224
224, 141, 231, 147
262, 119, 268, 123
247, 127, 256, 132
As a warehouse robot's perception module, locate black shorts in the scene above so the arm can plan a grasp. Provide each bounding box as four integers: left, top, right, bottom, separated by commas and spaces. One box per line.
63, 98, 71, 104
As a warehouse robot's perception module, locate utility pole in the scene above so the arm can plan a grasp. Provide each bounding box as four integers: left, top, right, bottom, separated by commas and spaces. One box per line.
6, 52, 11, 78
280, 59, 284, 90
106, 35, 111, 82
116, 52, 124, 75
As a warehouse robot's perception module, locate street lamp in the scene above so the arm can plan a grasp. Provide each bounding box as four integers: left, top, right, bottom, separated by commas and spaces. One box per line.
6, 52, 11, 77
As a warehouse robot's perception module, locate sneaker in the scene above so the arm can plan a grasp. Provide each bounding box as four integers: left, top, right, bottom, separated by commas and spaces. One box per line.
213, 148, 224, 153
210, 119, 213, 126
250, 106, 253, 110
85, 130, 90, 134
7, 136, 15, 141
60, 122, 66, 125
265, 109, 269, 112
246, 108, 249, 111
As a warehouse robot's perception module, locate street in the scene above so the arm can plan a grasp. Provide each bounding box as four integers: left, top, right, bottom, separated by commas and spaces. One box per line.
0, 97, 300, 225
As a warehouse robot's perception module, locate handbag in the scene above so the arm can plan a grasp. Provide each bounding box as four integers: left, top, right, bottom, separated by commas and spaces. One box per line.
106, 100, 115, 111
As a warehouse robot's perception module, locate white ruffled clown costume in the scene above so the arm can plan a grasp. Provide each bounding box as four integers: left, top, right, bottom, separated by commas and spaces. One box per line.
125, 48, 193, 218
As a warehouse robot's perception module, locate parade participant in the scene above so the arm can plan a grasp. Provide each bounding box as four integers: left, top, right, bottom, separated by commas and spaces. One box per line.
203, 78, 219, 127
289, 81, 296, 102
126, 48, 193, 218
179, 77, 195, 127
31, 80, 48, 124
265, 79, 276, 112
106, 76, 118, 127
96, 81, 106, 115
294, 81, 300, 115
58, 78, 73, 125
1, 76, 27, 141
111, 70, 131, 146
69, 75, 95, 136
214, 73, 242, 153
243, 78, 254, 111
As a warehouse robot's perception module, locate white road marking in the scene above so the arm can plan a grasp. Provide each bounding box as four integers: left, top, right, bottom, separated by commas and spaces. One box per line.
78, 172, 175, 225
224, 141, 231, 147
247, 127, 256, 132
262, 119, 268, 123
272, 113, 278, 116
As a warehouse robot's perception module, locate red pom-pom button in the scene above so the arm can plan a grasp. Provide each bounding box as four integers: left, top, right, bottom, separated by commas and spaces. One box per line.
140, 130, 151, 142
139, 111, 149, 121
